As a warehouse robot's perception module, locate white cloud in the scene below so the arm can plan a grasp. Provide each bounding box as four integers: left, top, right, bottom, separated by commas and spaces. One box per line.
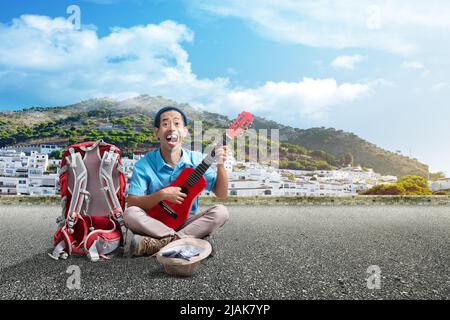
402, 61, 424, 70
431, 82, 450, 92
331, 55, 366, 69
203, 78, 369, 120
402, 61, 430, 77
0, 14, 369, 122
190, 0, 450, 56
0, 15, 208, 102
368, 79, 396, 88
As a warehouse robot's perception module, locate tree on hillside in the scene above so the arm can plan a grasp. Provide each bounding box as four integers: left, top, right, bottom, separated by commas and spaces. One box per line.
363, 184, 405, 195
309, 150, 327, 160
397, 175, 432, 195
49, 150, 64, 159
429, 171, 446, 181
343, 152, 354, 167
363, 175, 432, 195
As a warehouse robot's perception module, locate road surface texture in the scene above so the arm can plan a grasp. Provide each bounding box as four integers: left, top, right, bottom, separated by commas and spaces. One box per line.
0, 204, 449, 300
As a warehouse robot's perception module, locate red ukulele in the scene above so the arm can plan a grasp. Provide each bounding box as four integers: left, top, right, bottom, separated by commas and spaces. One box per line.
146, 111, 254, 230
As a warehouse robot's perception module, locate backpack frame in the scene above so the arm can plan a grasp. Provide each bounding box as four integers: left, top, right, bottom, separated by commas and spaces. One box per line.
49, 139, 127, 261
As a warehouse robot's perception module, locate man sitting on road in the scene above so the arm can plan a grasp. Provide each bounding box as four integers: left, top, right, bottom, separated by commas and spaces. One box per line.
123, 106, 229, 257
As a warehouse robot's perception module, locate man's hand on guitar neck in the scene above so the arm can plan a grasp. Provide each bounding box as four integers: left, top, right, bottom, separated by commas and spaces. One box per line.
159, 186, 187, 205
214, 145, 228, 166
212, 145, 229, 199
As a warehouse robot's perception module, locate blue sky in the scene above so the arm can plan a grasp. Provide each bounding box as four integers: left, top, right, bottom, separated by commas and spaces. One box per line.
1, 0, 450, 175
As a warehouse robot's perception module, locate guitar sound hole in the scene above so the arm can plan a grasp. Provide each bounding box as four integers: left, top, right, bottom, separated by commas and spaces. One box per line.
180, 186, 189, 196
158, 201, 178, 219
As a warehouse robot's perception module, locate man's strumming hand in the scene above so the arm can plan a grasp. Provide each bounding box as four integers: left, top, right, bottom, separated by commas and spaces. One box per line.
159, 187, 187, 204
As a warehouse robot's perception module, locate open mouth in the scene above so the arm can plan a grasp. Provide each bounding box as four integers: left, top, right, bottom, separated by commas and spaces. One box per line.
165, 133, 179, 143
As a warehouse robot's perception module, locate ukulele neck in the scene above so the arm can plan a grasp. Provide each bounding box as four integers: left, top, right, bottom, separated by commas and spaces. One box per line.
185, 135, 231, 187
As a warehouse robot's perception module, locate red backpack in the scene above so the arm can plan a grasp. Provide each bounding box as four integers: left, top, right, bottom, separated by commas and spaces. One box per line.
49, 140, 127, 261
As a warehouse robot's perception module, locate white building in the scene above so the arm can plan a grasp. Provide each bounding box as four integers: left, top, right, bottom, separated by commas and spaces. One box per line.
28, 174, 58, 195
29, 151, 48, 170
0, 146, 398, 197
0, 149, 57, 195
0, 150, 29, 170
122, 154, 145, 191
378, 175, 398, 184
429, 179, 450, 192
209, 150, 236, 174
40, 144, 62, 155
204, 161, 390, 197
49, 159, 62, 169
0, 177, 18, 195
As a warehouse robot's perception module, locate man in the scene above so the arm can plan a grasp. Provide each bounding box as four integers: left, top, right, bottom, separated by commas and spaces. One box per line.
123, 106, 229, 257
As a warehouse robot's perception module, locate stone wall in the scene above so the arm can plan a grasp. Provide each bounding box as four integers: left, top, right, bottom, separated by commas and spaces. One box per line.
2, 195, 450, 206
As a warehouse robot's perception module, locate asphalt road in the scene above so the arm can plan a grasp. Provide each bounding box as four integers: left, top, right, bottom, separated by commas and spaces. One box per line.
0, 204, 449, 300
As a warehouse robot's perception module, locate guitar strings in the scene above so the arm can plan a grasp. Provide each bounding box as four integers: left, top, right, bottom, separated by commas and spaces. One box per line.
184, 130, 237, 186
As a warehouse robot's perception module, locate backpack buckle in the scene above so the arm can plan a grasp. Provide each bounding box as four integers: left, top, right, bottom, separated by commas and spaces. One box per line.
69, 148, 77, 168
105, 147, 116, 164
110, 208, 124, 226
56, 215, 65, 225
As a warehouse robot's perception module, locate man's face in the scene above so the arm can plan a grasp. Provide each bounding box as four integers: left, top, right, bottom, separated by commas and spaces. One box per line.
155, 110, 188, 150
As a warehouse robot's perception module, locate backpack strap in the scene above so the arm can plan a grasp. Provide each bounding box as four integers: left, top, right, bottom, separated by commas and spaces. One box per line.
79, 139, 107, 152
87, 239, 101, 262
100, 146, 127, 242
85, 224, 118, 261
65, 148, 90, 234
48, 240, 68, 260
56, 163, 69, 227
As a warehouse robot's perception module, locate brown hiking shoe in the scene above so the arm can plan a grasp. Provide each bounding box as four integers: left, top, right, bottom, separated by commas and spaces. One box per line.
135, 235, 176, 257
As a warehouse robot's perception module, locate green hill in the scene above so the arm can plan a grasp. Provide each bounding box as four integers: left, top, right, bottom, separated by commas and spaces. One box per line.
0, 95, 428, 177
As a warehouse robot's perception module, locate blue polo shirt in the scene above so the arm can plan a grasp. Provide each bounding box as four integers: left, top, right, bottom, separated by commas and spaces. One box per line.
127, 148, 217, 214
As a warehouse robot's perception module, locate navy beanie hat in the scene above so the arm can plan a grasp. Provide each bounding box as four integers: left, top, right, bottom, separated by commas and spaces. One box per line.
154, 106, 189, 128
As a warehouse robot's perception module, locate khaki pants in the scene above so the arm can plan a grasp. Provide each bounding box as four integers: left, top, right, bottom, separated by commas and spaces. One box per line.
123, 204, 229, 239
